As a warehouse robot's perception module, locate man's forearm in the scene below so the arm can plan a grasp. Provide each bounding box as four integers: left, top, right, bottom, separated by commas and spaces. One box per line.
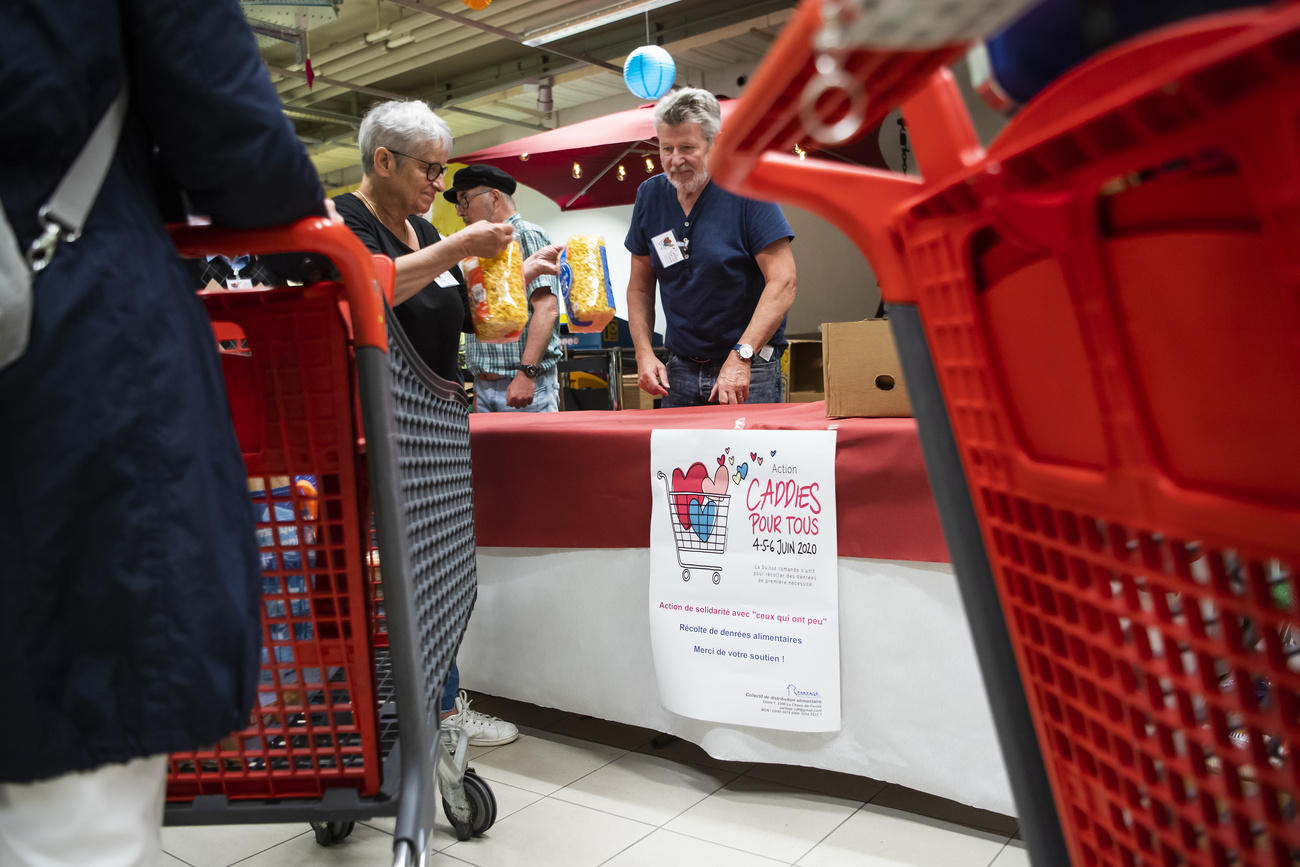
520, 291, 558, 367
627, 280, 661, 357
737, 276, 796, 353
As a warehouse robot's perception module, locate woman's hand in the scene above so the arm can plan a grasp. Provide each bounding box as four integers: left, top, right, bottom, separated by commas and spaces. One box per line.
455, 220, 514, 259
323, 197, 343, 224
523, 243, 563, 285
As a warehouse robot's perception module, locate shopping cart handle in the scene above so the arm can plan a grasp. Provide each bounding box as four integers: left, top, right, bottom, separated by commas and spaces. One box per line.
170, 217, 394, 351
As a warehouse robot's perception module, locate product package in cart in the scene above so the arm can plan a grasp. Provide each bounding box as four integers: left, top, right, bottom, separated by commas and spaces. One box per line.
462, 240, 527, 342
558, 234, 616, 333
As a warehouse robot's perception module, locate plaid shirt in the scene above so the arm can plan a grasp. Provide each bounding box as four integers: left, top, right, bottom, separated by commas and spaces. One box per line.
466, 212, 563, 378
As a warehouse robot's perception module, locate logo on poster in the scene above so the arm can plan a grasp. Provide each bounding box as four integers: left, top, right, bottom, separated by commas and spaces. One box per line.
787, 683, 820, 698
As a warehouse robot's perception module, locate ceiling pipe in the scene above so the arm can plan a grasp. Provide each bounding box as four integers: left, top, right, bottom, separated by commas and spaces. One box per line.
268, 0, 633, 106
279, 3, 791, 109
246, 15, 309, 61
268, 64, 551, 131
382, 0, 622, 74
274, 22, 523, 105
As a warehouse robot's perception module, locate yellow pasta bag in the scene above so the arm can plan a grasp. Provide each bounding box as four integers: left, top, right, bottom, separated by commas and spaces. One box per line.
558, 234, 616, 333
461, 241, 527, 343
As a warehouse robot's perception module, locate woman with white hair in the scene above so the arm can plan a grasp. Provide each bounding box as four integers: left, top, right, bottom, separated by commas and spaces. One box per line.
335, 100, 555, 745
334, 99, 558, 386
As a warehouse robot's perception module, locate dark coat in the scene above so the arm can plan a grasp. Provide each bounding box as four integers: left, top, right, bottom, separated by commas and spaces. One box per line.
0, 0, 324, 782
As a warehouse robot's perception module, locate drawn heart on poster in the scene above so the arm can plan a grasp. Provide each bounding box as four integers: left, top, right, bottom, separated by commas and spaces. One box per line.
671, 462, 709, 531
701, 463, 729, 498
689, 498, 717, 542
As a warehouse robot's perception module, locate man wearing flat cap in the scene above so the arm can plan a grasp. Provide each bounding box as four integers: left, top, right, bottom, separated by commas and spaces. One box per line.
446, 164, 562, 412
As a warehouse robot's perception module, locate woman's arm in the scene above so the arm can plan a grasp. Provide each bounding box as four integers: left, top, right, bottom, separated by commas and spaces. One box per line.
392, 221, 514, 305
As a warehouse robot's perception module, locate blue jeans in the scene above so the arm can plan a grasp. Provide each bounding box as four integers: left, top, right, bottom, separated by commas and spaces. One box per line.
442, 661, 459, 713
661, 351, 784, 408
473, 369, 559, 413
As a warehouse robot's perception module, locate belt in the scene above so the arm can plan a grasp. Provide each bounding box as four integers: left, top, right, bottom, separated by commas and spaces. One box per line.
477, 372, 509, 381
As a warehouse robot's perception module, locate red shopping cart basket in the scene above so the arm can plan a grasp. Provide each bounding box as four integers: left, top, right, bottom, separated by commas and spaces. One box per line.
161, 218, 488, 862
714, 3, 1300, 865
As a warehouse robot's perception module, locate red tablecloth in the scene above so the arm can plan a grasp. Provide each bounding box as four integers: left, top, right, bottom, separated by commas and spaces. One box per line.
469, 401, 949, 563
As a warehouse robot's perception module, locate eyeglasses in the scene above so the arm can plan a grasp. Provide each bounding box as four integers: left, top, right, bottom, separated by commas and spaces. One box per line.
386, 148, 446, 181
455, 189, 494, 210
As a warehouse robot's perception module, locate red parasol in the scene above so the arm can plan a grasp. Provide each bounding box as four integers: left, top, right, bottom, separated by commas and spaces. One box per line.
452, 99, 885, 211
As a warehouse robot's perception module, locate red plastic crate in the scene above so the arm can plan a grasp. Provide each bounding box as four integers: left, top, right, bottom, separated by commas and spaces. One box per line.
167, 284, 382, 802
714, 3, 1300, 864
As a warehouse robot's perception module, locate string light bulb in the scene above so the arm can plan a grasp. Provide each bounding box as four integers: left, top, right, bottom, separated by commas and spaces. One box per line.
794, 143, 807, 160
644, 156, 655, 173
519, 152, 530, 162
571, 162, 582, 179
617, 164, 627, 181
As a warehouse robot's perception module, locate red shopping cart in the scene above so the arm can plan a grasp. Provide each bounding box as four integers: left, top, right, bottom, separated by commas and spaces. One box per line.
162, 218, 495, 862
656, 470, 731, 583
713, 2, 1300, 865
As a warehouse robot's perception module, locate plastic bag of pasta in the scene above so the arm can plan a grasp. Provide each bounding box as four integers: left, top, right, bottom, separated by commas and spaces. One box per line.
558, 234, 617, 333
462, 240, 528, 343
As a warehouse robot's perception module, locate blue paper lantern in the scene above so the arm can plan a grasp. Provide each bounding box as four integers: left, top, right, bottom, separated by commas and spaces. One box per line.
623, 45, 676, 100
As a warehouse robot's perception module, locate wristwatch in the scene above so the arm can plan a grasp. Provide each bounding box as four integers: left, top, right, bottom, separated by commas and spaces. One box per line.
518, 362, 540, 378
732, 343, 754, 362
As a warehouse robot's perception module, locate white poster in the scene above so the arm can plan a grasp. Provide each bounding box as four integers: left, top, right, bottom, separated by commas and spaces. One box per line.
649, 429, 840, 732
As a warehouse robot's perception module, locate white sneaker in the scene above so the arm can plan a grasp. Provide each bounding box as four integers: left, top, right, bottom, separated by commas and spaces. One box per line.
443, 690, 519, 746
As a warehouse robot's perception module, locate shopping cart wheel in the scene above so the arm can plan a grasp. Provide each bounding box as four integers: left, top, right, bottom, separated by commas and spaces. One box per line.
682, 569, 690, 581
444, 768, 497, 840
310, 820, 355, 846
711, 572, 720, 584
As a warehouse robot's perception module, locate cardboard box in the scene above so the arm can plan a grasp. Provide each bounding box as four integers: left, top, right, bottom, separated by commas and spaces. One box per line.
783, 336, 823, 399
620, 373, 657, 410
821, 319, 912, 418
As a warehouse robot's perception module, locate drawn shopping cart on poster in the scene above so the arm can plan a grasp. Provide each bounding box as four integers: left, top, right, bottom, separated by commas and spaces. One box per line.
656, 470, 730, 584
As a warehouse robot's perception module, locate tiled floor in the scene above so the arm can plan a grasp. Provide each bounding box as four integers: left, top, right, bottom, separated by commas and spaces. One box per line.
161, 694, 1026, 866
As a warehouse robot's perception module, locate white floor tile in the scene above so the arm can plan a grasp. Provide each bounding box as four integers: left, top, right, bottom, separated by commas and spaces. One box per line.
468, 743, 503, 762
361, 778, 544, 849
989, 839, 1030, 866
160, 855, 190, 866
604, 828, 791, 867
467, 730, 624, 795
796, 804, 1010, 867
161, 822, 308, 866
552, 751, 740, 825
427, 854, 479, 865
664, 776, 861, 863
440, 797, 652, 867
234, 820, 397, 865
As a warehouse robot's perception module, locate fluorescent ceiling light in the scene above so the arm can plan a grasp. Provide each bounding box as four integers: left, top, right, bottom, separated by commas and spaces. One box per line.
386, 34, 415, 49
363, 28, 392, 44
521, 0, 680, 47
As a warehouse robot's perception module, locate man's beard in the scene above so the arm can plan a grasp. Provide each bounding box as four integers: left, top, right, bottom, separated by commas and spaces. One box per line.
667, 168, 710, 195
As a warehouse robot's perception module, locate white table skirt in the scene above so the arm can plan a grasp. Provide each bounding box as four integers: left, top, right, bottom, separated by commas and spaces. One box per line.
457, 547, 1016, 816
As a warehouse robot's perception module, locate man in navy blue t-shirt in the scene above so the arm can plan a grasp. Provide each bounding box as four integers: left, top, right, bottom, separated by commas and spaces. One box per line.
624, 88, 797, 406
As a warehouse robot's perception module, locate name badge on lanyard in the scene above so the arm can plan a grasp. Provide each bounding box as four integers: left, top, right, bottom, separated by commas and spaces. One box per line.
651, 229, 686, 268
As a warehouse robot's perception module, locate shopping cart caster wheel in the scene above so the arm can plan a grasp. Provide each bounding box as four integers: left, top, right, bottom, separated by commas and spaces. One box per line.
682, 569, 690, 581
712, 572, 721, 584
310, 820, 355, 846
449, 815, 473, 842
443, 769, 497, 840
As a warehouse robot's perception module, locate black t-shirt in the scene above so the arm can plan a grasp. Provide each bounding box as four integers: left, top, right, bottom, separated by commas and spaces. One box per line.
334, 192, 472, 383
